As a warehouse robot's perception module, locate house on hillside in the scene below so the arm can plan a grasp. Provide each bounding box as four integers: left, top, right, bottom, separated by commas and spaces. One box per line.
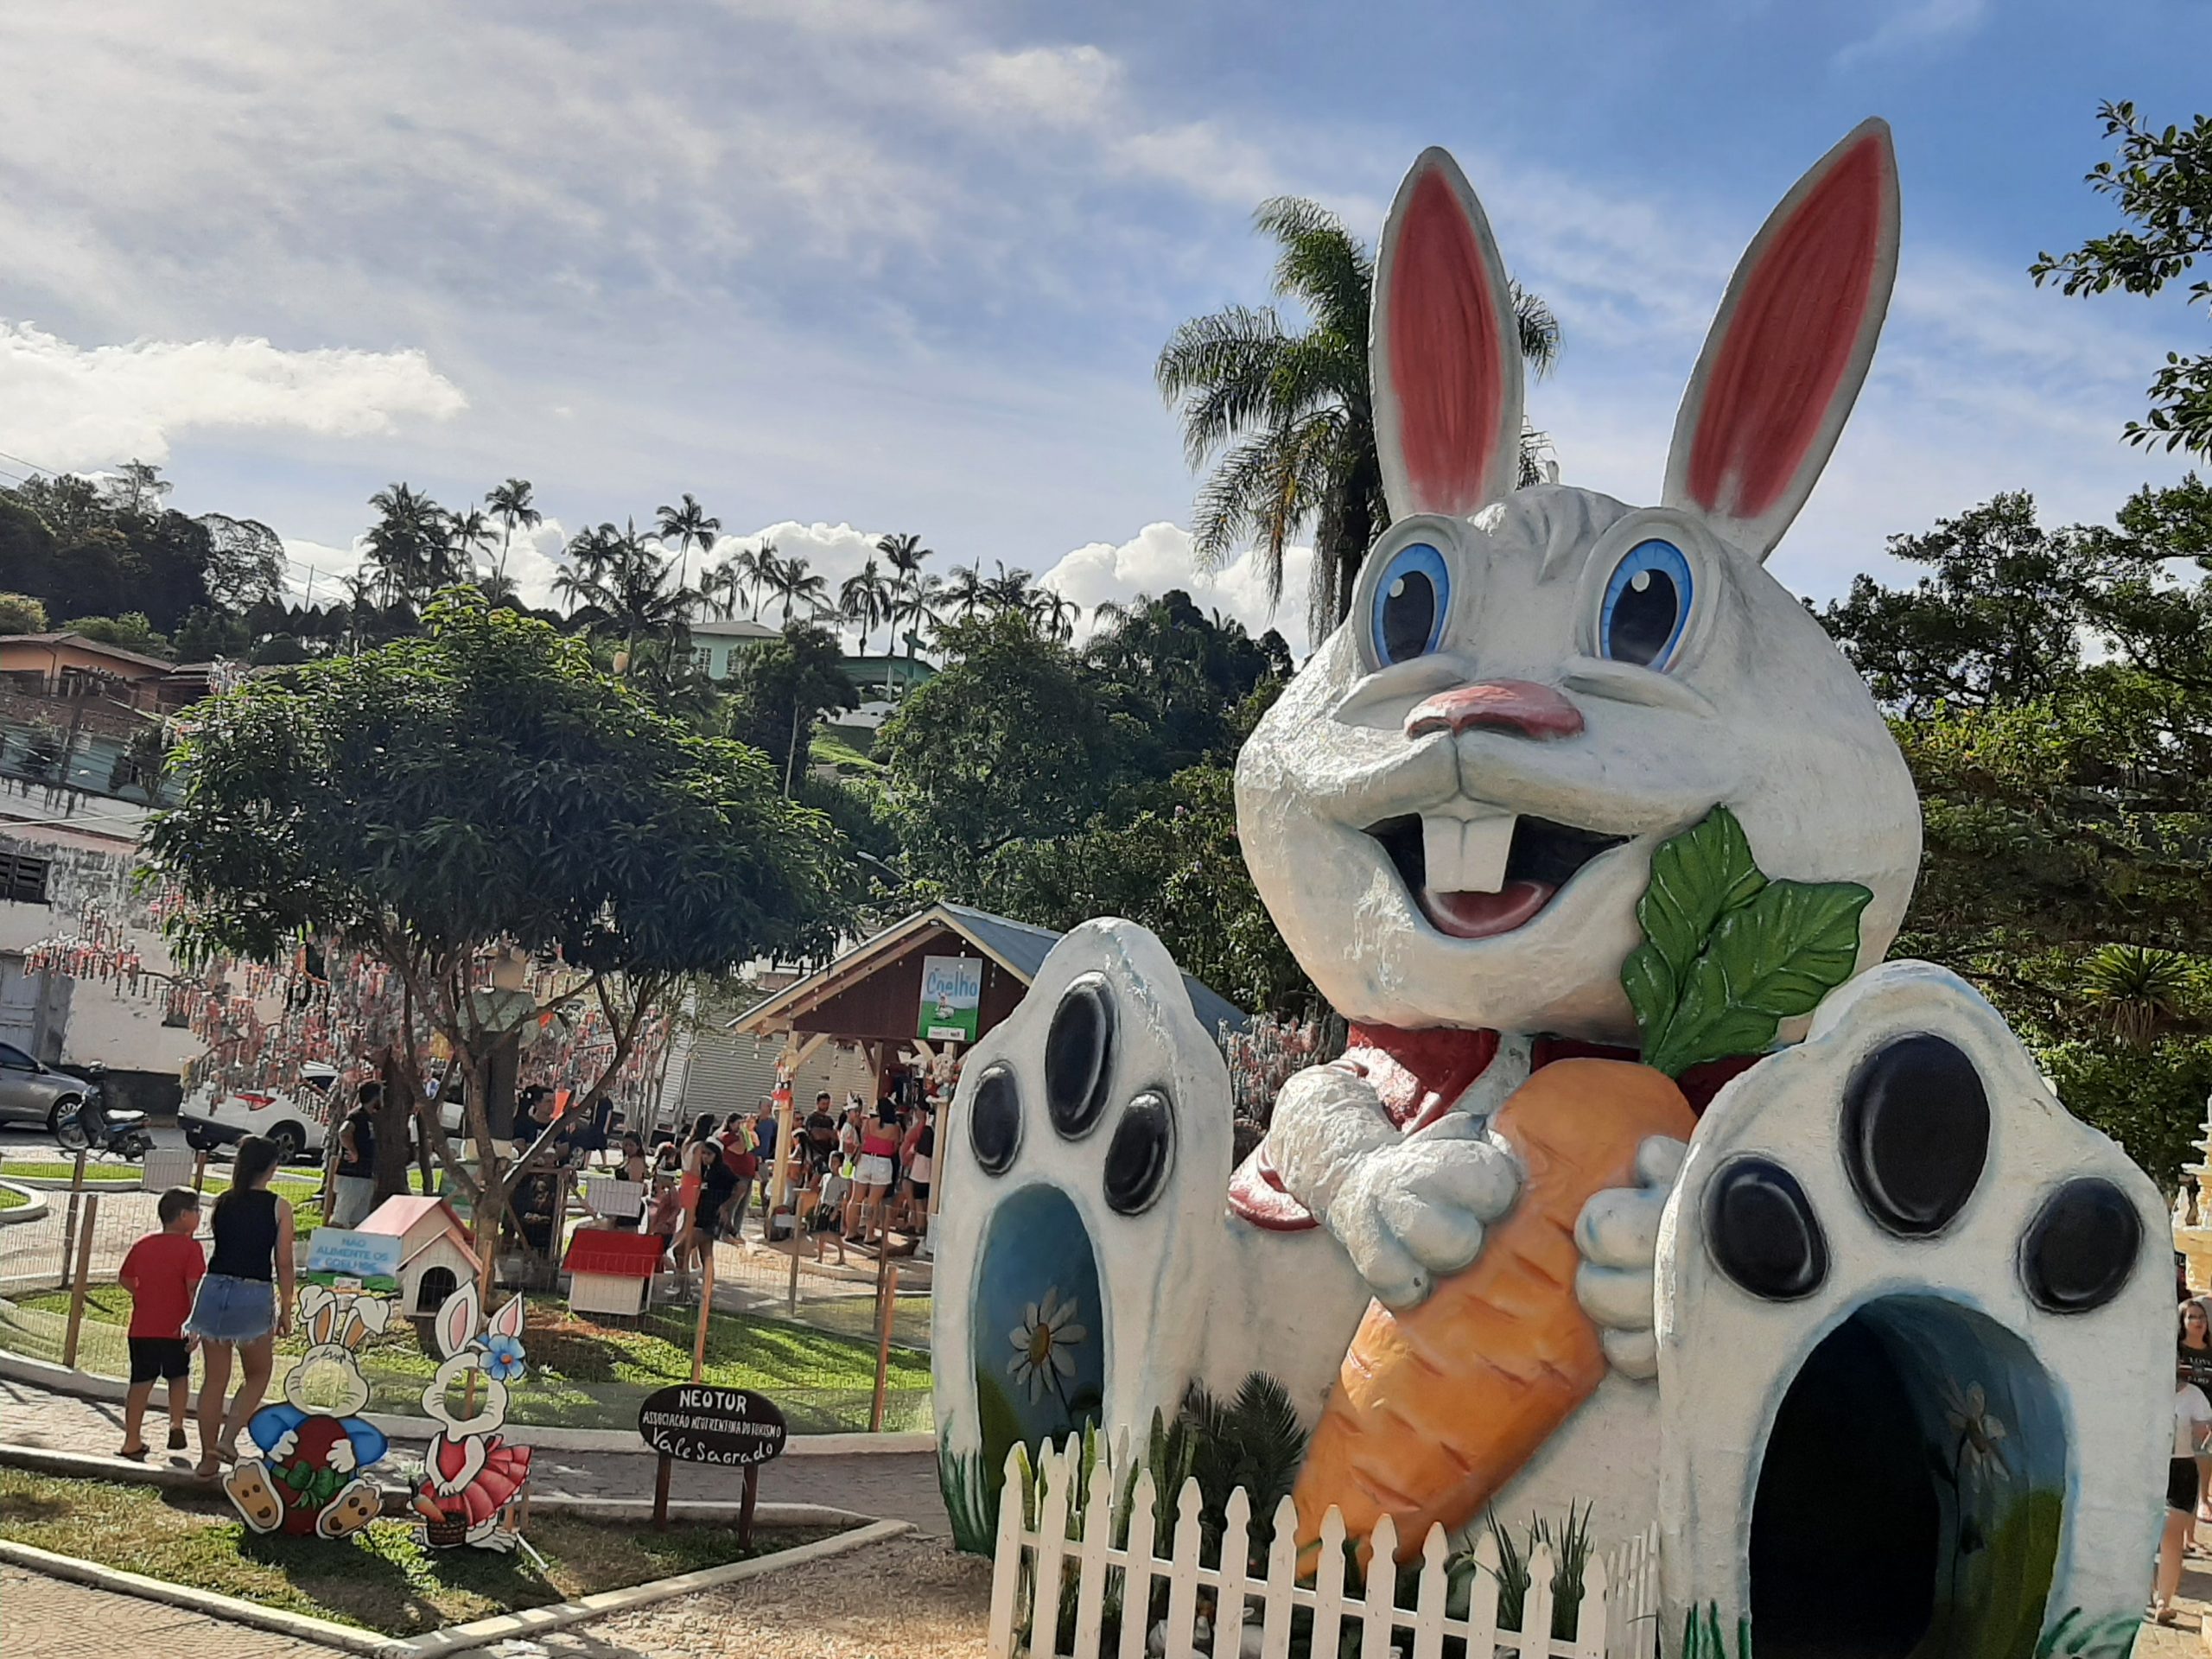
686, 616, 779, 680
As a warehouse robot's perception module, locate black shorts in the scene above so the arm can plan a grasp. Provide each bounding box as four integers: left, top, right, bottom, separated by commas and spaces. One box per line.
2171, 1456, 2200, 1513
128, 1336, 191, 1384
908, 1180, 930, 1204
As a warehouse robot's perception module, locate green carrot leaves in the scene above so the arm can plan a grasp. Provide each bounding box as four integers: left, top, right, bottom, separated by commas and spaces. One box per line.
1624, 806, 1872, 1078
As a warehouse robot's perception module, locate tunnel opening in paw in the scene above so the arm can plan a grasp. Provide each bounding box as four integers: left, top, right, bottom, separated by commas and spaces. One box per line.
968, 1184, 1107, 1503
1750, 1296, 2061, 1659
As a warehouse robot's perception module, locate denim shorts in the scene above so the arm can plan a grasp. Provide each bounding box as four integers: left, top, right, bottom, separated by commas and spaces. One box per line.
185, 1273, 276, 1343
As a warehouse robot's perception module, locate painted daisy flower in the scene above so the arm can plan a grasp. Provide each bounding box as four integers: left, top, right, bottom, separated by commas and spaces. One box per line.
1942, 1378, 2009, 1486
1007, 1286, 1087, 1404
480, 1332, 527, 1384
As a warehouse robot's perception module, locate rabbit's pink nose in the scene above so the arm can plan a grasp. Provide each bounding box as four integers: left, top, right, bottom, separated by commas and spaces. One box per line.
1406, 680, 1584, 741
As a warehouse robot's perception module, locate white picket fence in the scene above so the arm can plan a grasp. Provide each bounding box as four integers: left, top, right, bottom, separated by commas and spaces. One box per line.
987, 1434, 1663, 1659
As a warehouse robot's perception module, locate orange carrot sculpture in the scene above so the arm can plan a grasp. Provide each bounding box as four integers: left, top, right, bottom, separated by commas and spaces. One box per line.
1292, 806, 1870, 1562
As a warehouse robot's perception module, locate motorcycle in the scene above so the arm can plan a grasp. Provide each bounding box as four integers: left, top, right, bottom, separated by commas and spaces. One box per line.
54, 1067, 152, 1162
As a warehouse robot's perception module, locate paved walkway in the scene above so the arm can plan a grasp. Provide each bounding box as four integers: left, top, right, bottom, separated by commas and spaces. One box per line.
0, 1374, 948, 1533
2, 1566, 336, 1659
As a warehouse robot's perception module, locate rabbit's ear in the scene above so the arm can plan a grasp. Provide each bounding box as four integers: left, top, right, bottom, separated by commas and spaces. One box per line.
435, 1281, 480, 1360
487, 1294, 525, 1342
1372, 147, 1526, 522
1664, 118, 1899, 563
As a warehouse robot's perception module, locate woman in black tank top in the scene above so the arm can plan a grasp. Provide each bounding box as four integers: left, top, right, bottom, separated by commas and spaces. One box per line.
184, 1135, 296, 1477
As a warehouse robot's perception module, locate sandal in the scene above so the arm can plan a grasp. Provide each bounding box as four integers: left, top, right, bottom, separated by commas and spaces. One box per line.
117, 1443, 148, 1461
193, 1456, 222, 1480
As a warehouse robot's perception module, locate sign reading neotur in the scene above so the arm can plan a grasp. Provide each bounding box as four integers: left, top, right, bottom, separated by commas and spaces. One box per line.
637, 1385, 789, 1467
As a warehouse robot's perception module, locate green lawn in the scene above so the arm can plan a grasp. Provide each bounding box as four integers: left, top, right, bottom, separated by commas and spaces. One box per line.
0, 1467, 841, 1636
0, 1185, 24, 1211
0, 1160, 141, 1182
10, 1285, 931, 1432
809, 729, 880, 772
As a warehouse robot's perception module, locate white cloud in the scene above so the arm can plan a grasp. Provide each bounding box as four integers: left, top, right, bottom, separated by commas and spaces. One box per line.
1834, 0, 1989, 70
1041, 523, 1311, 646
0, 321, 465, 474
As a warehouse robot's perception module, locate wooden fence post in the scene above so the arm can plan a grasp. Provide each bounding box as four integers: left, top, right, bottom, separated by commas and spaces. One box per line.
61, 1192, 99, 1369
57, 1147, 87, 1281
868, 1248, 896, 1431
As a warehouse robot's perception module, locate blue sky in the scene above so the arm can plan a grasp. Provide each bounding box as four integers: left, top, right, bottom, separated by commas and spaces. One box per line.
0, 0, 2203, 639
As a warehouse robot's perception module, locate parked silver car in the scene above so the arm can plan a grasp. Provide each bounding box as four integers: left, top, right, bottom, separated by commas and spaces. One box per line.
0, 1042, 99, 1135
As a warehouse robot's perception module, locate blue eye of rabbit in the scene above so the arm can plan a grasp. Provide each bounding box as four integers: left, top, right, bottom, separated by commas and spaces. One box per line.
1599, 538, 1693, 668
1370, 542, 1450, 664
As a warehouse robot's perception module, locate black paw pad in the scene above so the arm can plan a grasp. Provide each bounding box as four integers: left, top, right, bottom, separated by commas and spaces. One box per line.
1045, 975, 1116, 1140
2020, 1178, 2140, 1314
1707, 1158, 1828, 1301
970, 1063, 1021, 1176
1841, 1035, 1989, 1238
1103, 1090, 1174, 1216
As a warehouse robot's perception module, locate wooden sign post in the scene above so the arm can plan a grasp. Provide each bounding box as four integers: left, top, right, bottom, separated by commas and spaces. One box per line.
637, 1383, 789, 1544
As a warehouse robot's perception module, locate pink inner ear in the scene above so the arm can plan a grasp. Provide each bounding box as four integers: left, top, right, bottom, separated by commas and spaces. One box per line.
1687, 132, 1887, 523
1389, 166, 1504, 516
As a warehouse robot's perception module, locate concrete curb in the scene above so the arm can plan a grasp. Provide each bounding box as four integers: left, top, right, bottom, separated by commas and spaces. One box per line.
0, 1351, 935, 1454
0, 1441, 878, 1529
0, 1536, 390, 1655
0, 1517, 913, 1658
0, 1180, 48, 1224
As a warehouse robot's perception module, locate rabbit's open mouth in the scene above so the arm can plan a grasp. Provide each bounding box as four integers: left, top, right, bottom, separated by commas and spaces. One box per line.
1368, 812, 1630, 939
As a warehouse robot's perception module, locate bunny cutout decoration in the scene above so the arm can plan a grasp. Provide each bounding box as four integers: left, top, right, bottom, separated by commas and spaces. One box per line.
223, 1285, 391, 1539
411, 1280, 533, 1550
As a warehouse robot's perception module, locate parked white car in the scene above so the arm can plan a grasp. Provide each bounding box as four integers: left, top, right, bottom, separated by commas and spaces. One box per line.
181, 1064, 469, 1163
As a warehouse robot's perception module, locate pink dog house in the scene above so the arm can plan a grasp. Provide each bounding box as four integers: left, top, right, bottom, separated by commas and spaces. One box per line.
359, 1196, 482, 1317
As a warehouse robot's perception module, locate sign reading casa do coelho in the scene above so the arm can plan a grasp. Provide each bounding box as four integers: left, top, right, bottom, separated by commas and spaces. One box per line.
636, 1385, 789, 1468
917, 954, 983, 1044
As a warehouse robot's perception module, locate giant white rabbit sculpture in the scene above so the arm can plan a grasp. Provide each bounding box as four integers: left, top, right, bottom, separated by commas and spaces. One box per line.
411, 1280, 533, 1551
934, 120, 2169, 1659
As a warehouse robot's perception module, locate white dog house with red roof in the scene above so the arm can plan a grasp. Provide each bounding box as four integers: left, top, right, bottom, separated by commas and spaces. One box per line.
359, 1196, 482, 1318
561, 1228, 663, 1317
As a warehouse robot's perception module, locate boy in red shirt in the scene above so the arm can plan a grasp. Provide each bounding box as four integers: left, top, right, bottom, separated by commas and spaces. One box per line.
118, 1187, 206, 1459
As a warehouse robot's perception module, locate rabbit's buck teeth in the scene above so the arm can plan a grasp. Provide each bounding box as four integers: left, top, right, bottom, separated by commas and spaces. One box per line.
1421, 808, 1514, 893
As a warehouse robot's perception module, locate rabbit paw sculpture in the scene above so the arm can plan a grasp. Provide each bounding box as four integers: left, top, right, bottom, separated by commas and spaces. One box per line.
225, 1284, 391, 1539
410, 1281, 532, 1551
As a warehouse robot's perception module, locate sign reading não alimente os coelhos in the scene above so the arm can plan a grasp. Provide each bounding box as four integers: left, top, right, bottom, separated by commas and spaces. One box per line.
636, 1384, 789, 1467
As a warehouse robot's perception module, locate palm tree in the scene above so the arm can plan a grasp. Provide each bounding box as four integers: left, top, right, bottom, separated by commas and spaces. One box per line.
446, 507, 496, 585
698, 557, 745, 621
737, 539, 776, 618
365, 482, 447, 606
1030, 587, 1081, 644
982, 562, 1037, 615
562, 519, 696, 667
485, 478, 541, 584
761, 552, 830, 624
2081, 944, 2196, 1050
888, 572, 943, 661
475, 569, 522, 607
942, 563, 987, 622
655, 493, 721, 592
839, 556, 895, 655
1158, 194, 1561, 641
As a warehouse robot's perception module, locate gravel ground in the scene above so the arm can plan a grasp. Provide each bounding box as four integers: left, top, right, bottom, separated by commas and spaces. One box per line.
511, 1533, 992, 1659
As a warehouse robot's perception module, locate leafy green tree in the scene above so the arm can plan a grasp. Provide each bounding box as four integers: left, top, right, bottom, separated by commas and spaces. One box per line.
724, 622, 858, 791
1826, 483, 2212, 1181
875, 613, 1113, 880
561, 519, 696, 669
1159, 195, 1561, 641
1084, 590, 1287, 777
981, 766, 1318, 1017
174, 607, 252, 661
194, 514, 287, 612
143, 591, 851, 1241
0, 593, 48, 633
2033, 101, 2212, 456
66, 613, 169, 654
1820, 493, 2094, 717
